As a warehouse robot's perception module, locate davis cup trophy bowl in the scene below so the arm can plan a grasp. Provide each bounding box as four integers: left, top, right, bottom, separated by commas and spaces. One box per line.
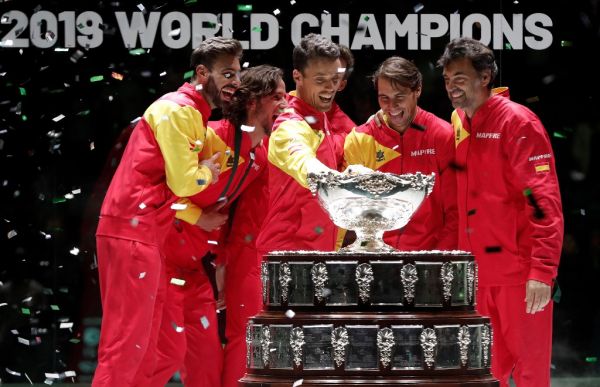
240, 169, 499, 386
307, 168, 435, 252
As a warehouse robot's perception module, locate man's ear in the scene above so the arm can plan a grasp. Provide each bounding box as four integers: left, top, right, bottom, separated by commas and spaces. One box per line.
415, 85, 422, 99
195, 64, 209, 83
292, 69, 302, 85
480, 69, 492, 89
338, 79, 348, 92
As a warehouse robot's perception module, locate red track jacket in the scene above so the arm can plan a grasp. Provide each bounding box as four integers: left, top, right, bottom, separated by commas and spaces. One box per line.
96, 83, 214, 247
344, 107, 458, 250
256, 94, 342, 254
451, 88, 563, 286
164, 119, 268, 269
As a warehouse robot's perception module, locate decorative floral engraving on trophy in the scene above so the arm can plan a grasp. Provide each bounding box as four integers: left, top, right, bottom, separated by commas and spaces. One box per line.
466, 261, 474, 304
441, 262, 455, 303
401, 263, 418, 304
279, 262, 292, 303
458, 325, 471, 367
290, 327, 305, 367
355, 263, 374, 303
331, 327, 349, 367
261, 262, 269, 305
377, 327, 395, 368
420, 328, 438, 368
307, 170, 435, 252
261, 325, 271, 368
481, 323, 491, 368
246, 324, 252, 367
355, 173, 396, 195
311, 262, 329, 303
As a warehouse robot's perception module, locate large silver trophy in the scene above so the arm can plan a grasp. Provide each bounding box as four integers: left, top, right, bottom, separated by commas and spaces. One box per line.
308, 168, 435, 252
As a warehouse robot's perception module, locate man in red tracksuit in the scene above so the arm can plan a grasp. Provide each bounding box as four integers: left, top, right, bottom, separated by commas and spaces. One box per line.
438, 37, 563, 386
93, 37, 241, 387
343, 56, 458, 250
256, 33, 344, 255
220, 171, 268, 387
145, 65, 287, 387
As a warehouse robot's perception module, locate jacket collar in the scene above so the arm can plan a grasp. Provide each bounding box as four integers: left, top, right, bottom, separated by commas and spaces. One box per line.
177, 82, 212, 127
287, 90, 328, 131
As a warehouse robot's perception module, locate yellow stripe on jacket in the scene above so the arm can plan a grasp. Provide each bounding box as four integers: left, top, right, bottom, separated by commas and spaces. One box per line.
343, 128, 401, 170
144, 100, 213, 198
268, 119, 326, 189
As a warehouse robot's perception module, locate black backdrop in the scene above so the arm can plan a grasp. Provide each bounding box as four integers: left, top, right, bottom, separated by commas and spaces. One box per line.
1, 0, 599, 383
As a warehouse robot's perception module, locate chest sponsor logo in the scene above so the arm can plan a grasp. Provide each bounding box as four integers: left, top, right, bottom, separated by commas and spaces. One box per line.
475, 132, 501, 139
410, 148, 435, 157
529, 153, 551, 162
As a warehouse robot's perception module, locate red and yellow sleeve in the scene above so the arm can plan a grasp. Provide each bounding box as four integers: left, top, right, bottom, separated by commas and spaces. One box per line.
144, 100, 213, 198
268, 119, 325, 189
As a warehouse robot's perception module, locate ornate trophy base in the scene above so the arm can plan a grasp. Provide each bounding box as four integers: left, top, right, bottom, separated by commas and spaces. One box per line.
241, 375, 498, 386
240, 251, 499, 387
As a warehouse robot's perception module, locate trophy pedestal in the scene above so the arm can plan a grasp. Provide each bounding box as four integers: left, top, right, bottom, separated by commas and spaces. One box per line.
240, 251, 499, 387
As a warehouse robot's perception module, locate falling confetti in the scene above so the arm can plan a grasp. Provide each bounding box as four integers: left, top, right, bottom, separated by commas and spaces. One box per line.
7, 230, 17, 239
285, 309, 296, 318
241, 125, 255, 132
414, 3, 424, 12
70, 247, 80, 255
170, 278, 186, 286
293, 379, 304, 387
305, 116, 317, 124
139, 272, 146, 279
273, 9, 281, 15
200, 316, 210, 329
237, 4, 253, 12
171, 203, 188, 210
139, 202, 147, 209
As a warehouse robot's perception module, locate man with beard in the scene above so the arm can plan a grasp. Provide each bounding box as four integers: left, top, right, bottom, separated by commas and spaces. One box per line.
256, 33, 343, 256
146, 65, 287, 387
438, 37, 563, 386
343, 56, 458, 250
92, 37, 242, 387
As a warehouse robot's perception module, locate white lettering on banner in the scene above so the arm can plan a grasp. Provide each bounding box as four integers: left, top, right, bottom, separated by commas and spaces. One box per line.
476, 132, 501, 139
0, 11, 554, 50
410, 148, 436, 156
528, 153, 551, 162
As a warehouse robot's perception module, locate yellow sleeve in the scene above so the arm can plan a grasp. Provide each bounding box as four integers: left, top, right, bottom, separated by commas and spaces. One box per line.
174, 198, 203, 225
343, 129, 365, 168
144, 100, 213, 197
268, 119, 324, 189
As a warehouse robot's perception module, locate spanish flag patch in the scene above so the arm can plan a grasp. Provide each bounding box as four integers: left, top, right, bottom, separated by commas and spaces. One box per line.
535, 163, 550, 173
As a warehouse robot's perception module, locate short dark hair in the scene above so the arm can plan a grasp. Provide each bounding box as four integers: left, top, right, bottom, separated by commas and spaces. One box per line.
190, 37, 242, 73
437, 37, 498, 89
338, 44, 354, 80
293, 33, 340, 73
372, 56, 422, 91
223, 65, 284, 130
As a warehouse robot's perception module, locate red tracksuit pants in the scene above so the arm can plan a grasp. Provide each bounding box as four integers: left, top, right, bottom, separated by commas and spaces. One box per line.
222, 245, 263, 387
145, 258, 223, 387
477, 284, 553, 387
93, 236, 166, 387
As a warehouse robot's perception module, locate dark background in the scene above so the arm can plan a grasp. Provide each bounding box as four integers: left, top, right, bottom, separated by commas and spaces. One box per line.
1, 0, 599, 383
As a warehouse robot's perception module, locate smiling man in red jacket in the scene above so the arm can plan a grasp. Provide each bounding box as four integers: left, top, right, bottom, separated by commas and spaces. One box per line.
256, 34, 344, 255
439, 37, 563, 387
93, 37, 242, 387
343, 56, 458, 250
146, 65, 287, 387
